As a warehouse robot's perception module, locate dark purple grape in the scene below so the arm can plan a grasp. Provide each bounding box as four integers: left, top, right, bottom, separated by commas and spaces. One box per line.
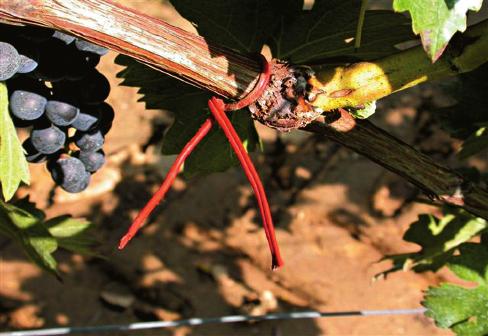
72, 70, 111, 103
100, 122, 113, 135
2, 24, 116, 195
52, 31, 76, 45
32, 39, 70, 82
71, 108, 100, 131
23, 138, 48, 163
0, 41, 20, 80
52, 69, 111, 103
83, 52, 101, 68
9, 90, 47, 120
45, 100, 79, 126
17, 54, 38, 73
98, 102, 115, 123
31, 125, 66, 154
74, 39, 108, 56
78, 150, 105, 172
74, 129, 104, 152
50, 156, 90, 193
72, 102, 114, 133
62, 45, 94, 81
93, 103, 114, 134
64, 51, 100, 81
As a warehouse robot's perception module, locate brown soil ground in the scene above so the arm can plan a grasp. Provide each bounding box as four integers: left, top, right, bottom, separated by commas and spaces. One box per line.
3, 1, 483, 335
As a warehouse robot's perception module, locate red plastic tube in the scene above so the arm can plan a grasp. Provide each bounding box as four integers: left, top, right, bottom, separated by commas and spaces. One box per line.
119, 55, 283, 269
209, 97, 283, 268
118, 119, 213, 249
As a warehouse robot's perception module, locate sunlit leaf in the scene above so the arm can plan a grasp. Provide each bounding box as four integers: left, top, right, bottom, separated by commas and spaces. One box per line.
393, 0, 483, 61
424, 243, 488, 336
0, 197, 97, 275
0, 82, 30, 201
377, 209, 487, 278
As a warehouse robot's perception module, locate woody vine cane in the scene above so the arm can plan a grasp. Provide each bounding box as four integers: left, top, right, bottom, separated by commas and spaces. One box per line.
118, 55, 284, 269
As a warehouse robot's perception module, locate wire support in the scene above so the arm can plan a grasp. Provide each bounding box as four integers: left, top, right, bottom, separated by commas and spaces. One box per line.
0, 308, 427, 336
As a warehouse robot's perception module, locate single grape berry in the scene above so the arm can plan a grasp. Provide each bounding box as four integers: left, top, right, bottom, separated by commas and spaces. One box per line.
78, 150, 105, 172
74, 129, 104, 152
63, 70, 111, 103
63, 45, 92, 81
46, 100, 80, 126
0, 41, 20, 80
81, 70, 111, 103
31, 125, 66, 154
17, 54, 38, 74
9, 90, 47, 120
74, 39, 108, 56
52, 31, 76, 45
98, 102, 115, 121
71, 108, 100, 131
50, 156, 90, 193
96, 103, 115, 133
32, 39, 70, 82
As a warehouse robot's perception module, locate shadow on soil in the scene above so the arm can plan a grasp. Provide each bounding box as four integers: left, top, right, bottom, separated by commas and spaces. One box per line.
0, 86, 449, 335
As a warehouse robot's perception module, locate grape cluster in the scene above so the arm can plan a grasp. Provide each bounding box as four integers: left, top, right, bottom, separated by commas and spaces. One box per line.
0, 24, 114, 193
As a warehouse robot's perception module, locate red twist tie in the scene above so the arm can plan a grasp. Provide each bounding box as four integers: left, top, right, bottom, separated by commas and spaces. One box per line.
224, 54, 270, 111
119, 55, 283, 270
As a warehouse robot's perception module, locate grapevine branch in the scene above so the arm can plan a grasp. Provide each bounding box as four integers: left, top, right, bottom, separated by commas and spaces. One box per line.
304, 110, 488, 220
0, 0, 262, 99
1, 0, 488, 221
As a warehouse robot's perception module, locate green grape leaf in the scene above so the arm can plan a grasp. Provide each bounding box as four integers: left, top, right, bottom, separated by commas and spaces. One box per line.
437, 63, 488, 159
377, 210, 487, 278
272, 0, 413, 63
116, 56, 259, 178
438, 63, 488, 139
0, 197, 96, 275
423, 243, 488, 336
170, 0, 277, 52
0, 198, 58, 275
0, 82, 30, 201
45, 216, 98, 256
393, 0, 483, 62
